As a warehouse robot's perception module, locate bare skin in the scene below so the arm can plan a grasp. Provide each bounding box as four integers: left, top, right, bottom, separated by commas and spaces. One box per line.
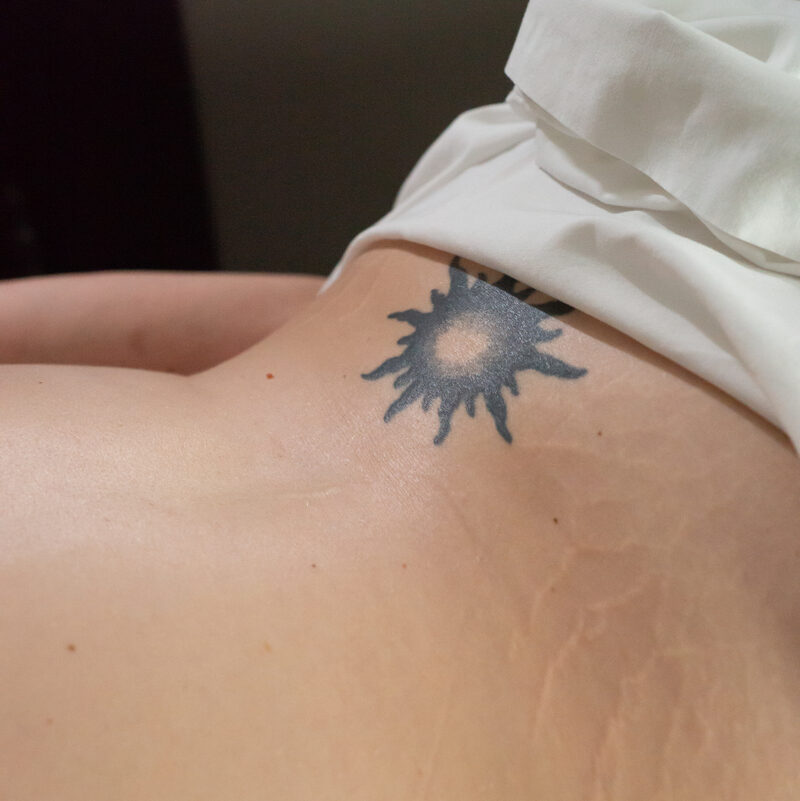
0, 269, 324, 374
1, 241, 799, 800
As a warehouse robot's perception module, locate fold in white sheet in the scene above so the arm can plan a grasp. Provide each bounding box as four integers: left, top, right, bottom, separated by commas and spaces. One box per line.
320, 0, 800, 455
506, 0, 800, 273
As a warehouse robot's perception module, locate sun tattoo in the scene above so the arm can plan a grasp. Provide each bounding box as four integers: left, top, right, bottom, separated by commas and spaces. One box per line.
361, 256, 588, 445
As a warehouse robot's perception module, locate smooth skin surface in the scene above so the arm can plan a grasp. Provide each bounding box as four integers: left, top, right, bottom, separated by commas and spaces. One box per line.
2, 241, 800, 800
0, 269, 324, 374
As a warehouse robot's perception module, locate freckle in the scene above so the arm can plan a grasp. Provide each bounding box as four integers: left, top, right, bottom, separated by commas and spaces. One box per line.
597, 430, 602, 436
66, 643, 76, 652
402, 563, 407, 569
311, 563, 317, 568
38, 381, 44, 385
553, 517, 558, 524
45, 718, 53, 725
266, 373, 274, 379
263, 641, 272, 653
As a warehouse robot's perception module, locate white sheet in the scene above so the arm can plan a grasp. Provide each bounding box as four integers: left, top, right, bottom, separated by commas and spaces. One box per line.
319, 0, 800, 455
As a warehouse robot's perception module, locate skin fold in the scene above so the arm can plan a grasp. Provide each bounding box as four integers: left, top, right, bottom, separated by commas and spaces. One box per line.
0, 269, 325, 373
1, 241, 799, 800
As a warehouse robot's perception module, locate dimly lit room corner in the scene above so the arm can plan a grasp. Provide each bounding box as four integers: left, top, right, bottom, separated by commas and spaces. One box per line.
1, 1, 525, 280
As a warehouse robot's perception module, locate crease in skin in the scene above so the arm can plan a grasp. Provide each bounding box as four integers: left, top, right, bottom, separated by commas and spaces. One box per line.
333, 261, 387, 324
271, 485, 344, 502
591, 650, 664, 801
588, 579, 670, 800
426, 476, 486, 563
424, 475, 527, 632
341, 283, 383, 325
523, 543, 578, 650
585, 578, 666, 800
678, 663, 718, 785
587, 368, 650, 400
589, 581, 789, 799
523, 544, 580, 748
659, 661, 705, 800
415, 598, 470, 801
523, 543, 669, 798
582, 548, 655, 613
650, 504, 693, 556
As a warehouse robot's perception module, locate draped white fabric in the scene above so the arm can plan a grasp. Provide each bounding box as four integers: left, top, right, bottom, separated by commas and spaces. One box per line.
320, 0, 800, 455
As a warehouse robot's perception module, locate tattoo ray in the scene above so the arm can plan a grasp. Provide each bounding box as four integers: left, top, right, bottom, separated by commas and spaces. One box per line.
434, 397, 460, 446
484, 389, 512, 444
521, 352, 589, 379
384, 381, 424, 422
430, 289, 446, 306
389, 309, 427, 326
361, 354, 408, 381
393, 370, 413, 390
533, 328, 562, 344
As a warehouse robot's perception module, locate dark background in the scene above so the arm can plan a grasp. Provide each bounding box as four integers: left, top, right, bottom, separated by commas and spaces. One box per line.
1, 0, 525, 280
0, 1, 216, 278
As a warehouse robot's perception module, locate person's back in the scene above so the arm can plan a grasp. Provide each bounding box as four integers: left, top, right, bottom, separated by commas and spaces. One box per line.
3, 241, 800, 800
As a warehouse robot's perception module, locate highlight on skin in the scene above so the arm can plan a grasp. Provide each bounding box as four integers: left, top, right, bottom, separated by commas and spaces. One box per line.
361, 255, 587, 444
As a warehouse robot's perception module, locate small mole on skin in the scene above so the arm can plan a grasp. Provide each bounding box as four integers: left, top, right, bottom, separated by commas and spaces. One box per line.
263, 641, 272, 653
45, 718, 53, 725
311, 563, 317, 568
266, 373, 274, 379
66, 643, 76, 652
597, 431, 603, 436
402, 563, 407, 569
553, 517, 559, 524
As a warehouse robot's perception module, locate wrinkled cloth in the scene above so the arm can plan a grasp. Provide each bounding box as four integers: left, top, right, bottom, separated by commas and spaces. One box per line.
319, 0, 800, 455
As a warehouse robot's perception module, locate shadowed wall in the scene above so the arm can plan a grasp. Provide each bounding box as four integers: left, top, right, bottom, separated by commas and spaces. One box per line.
180, 0, 526, 274
1, 1, 216, 278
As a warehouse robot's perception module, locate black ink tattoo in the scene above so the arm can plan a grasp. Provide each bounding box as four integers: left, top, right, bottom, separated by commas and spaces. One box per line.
361, 256, 587, 445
